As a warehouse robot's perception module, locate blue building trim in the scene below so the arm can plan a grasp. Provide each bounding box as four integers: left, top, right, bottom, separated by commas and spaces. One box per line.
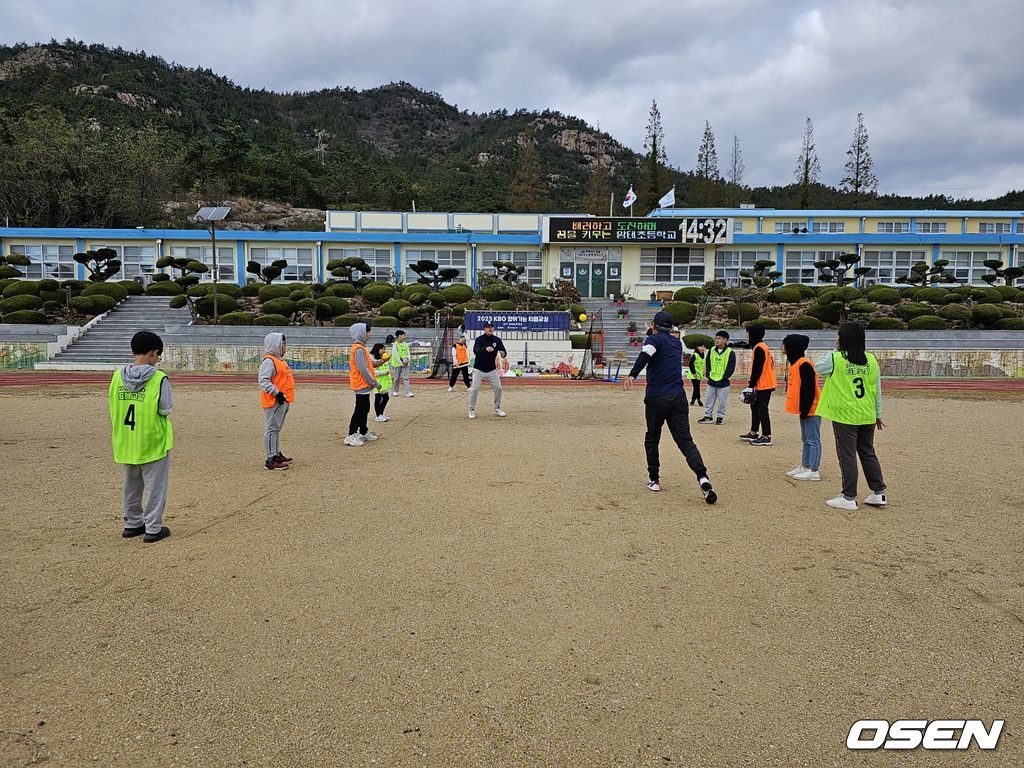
75, 238, 85, 280
775, 243, 784, 275
961, 217, 967, 235
394, 242, 401, 283
650, 207, 1024, 219
932, 243, 940, 266
806, 216, 815, 235
235, 242, 246, 286
730, 233, 1023, 246
470, 243, 478, 289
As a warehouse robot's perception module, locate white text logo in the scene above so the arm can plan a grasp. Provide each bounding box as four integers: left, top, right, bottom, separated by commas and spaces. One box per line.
847, 720, 1004, 750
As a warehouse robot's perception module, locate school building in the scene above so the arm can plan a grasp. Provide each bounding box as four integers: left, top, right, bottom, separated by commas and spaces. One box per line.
2, 208, 1021, 295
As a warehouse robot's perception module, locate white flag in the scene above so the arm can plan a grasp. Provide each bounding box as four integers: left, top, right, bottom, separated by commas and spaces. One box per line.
622, 186, 637, 208
658, 186, 676, 208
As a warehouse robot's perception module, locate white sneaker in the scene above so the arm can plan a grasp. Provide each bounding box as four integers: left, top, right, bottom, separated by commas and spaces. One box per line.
826, 495, 858, 510
786, 466, 805, 477
646, 480, 661, 492
794, 469, 821, 481
494, 409, 507, 417
446, 386, 453, 392
404, 392, 414, 398
343, 433, 364, 447
468, 410, 476, 419
361, 431, 379, 442
374, 415, 389, 422
865, 492, 887, 507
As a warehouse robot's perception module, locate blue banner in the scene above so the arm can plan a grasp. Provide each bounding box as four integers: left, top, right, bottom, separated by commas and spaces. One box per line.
464, 310, 570, 332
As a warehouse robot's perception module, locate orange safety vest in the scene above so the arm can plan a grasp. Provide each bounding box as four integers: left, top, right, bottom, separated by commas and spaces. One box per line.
260, 354, 295, 408
453, 342, 469, 366
753, 341, 778, 390
785, 357, 820, 415
348, 342, 378, 391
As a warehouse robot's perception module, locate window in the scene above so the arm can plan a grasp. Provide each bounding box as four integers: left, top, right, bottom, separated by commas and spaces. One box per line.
861, 250, 926, 284
249, 247, 313, 282
978, 222, 1011, 234
405, 249, 468, 284
733, 220, 744, 233
774, 221, 806, 234
916, 221, 947, 234
942, 250, 1000, 284
9, 244, 76, 280
95, 244, 157, 280
168, 246, 235, 282
813, 221, 845, 233
876, 221, 911, 233
327, 248, 392, 281
714, 249, 770, 286
784, 250, 846, 284
1018, 222, 1023, 234
639, 247, 706, 283
481, 250, 543, 286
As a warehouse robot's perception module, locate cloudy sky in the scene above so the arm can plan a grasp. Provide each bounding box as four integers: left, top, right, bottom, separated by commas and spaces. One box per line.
6, 0, 1024, 199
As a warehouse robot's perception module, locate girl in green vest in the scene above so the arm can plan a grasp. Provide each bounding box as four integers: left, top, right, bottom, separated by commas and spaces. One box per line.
687, 341, 707, 406
371, 343, 393, 422
815, 322, 887, 511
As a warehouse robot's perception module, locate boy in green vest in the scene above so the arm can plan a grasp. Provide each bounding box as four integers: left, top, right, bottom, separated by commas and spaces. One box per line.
686, 341, 707, 406
390, 329, 413, 397
108, 331, 174, 543
697, 331, 736, 425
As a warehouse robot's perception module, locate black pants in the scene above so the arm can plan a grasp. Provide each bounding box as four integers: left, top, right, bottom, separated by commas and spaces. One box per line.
749, 389, 773, 436
349, 393, 370, 435
689, 378, 702, 404
644, 395, 708, 482
374, 392, 389, 417
833, 422, 886, 499
449, 365, 471, 388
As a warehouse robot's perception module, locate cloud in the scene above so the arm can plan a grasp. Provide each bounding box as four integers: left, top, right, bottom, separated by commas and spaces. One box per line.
4, 0, 1023, 198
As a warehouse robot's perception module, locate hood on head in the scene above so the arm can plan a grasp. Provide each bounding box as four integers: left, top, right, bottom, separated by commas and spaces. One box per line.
349, 322, 369, 344
264, 332, 285, 356
782, 333, 810, 364
747, 324, 766, 344
119, 363, 158, 392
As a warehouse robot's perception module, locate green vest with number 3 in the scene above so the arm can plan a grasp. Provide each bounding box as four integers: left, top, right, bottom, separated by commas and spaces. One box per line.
815, 350, 879, 426
109, 369, 174, 464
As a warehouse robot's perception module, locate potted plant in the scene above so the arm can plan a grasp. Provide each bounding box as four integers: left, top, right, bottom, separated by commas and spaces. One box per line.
626, 320, 637, 336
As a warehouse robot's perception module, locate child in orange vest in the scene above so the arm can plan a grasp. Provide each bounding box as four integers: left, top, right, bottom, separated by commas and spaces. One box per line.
448, 333, 471, 391
345, 321, 381, 446
782, 334, 822, 481
739, 323, 778, 446
258, 332, 295, 470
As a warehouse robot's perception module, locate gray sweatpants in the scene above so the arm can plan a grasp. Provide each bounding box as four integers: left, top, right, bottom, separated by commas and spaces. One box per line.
704, 384, 730, 420
833, 422, 886, 500
123, 453, 171, 534
263, 402, 289, 458
468, 368, 503, 410
391, 364, 411, 395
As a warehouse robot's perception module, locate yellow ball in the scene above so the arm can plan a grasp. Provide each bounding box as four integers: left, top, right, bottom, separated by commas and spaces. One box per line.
382, 351, 391, 362
579, 313, 587, 322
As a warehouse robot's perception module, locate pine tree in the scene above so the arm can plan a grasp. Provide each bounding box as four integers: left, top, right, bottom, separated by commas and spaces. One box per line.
793, 117, 822, 209
727, 134, 744, 187
695, 121, 720, 181
840, 112, 878, 206
638, 100, 667, 213
505, 126, 552, 212
582, 143, 612, 216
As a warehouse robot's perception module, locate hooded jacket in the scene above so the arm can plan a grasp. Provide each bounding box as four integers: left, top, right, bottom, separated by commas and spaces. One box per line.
746, 324, 776, 390
119, 364, 173, 415
782, 333, 818, 417
258, 333, 288, 397
349, 322, 379, 393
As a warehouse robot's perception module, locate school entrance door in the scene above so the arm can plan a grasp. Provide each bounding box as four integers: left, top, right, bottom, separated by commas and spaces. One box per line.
571, 261, 621, 298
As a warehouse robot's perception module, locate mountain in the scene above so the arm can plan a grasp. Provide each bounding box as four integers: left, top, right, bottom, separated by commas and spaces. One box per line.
0, 40, 1020, 230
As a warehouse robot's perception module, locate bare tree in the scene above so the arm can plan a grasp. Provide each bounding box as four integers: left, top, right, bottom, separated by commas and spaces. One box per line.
840, 112, 878, 206
793, 117, 822, 209
727, 134, 745, 187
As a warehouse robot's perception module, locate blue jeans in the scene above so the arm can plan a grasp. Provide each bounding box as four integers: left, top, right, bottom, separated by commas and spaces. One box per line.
800, 415, 822, 470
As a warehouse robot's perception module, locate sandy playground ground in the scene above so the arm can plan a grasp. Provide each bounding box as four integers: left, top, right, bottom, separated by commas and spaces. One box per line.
1, 381, 1022, 767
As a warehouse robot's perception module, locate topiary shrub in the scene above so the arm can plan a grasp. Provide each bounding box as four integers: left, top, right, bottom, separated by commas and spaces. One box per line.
481, 284, 513, 302
894, 302, 933, 321
938, 303, 972, 322
816, 289, 837, 305
87, 295, 118, 314
442, 284, 474, 304
380, 299, 412, 317
43, 300, 61, 314
260, 298, 297, 317
848, 301, 877, 314
1, 309, 46, 324
334, 314, 359, 327
907, 315, 948, 330
771, 287, 803, 304
195, 294, 239, 317
665, 301, 697, 325
326, 283, 356, 298
406, 290, 427, 306
289, 286, 312, 300
570, 334, 588, 349
2, 281, 39, 298
673, 287, 707, 302
83, 282, 129, 301
297, 298, 317, 313
682, 333, 714, 349
402, 283, 431, 300
994, 285, 1020, 301
316, 296, 350, 317
398, 306, 419, 321
373, 315, 400, 327
428, 291, 446, 308
0, 279, 17, 293
152, 273, 171, 282
868, 317, 906, 330
241, 283, 262, 297
490, 300, 517, 311
1012, 292, 1024, 304
116, 280, 144, 296
834, 286, 863, 303
995, 317, 1024, 330
735, 302, 760, 322
362, 282, 397, 305
176, 275, 201, 289
535, 287, 555, 297
61, 279, 88, 294
69, 296, 95, 314
998, 305, 1019, 318
915, 287, 953, 305
971, 303, 1003, 328
258, 285, 293, 303
807, 303, 840, 324
254, 314, 289, 326
866, 287, 901, 305
0, 294, 44, 313
168, 295, 188, 309
753, 319, 783, 329
973, 287, 1004, 304
219, 312, 254, 325
145, 281, 183, 296
787, 315, 824, 330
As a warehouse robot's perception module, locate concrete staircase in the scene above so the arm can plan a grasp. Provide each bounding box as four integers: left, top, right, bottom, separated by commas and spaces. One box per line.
581, 298, 667, 364
43, 296, 192, 369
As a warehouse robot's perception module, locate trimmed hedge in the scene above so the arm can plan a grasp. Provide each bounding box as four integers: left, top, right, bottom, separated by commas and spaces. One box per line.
372, 315, 400, 327
187, 283, 242, 299
834, 286, 863, 303
258, 285, 293, 303
0, 294, 44, 312
116, 280, 144, 296
490, 300, 517, 311
480, 284, 512, 302
786, 315, 824, 330
326, 283, 356, 298
995, 317, 1024, 330
88, 295, 118, 314
570, 333, 588, 349
866, 287, 901, 305
0, 266, 22, 280
253, 314, 289, 326
867, 317, 906, 330
362, 282, 397, 305
379, 299, 412, 317
848, 301, 877, 314
971, 304, 1003, 328
0, 279, 18, 293
938, 303, 972, 322
794, 284, 816, 299
2, 281, 39, 298
402, 283, 431, 300
1, 309, 46, 323
169, 295, 188, 309
145, 281, 183, 296
807, 303, 841, 325
428, 291, 446, 308
194, 294, 239, 317
69, 296, 96, 314
261, 298, 297, 317
442, 284, 474, 304
289, 287, 311, 300
316, 296, 350, 317
398, 306, 419, 320
683, 333, 714, 349
994, 285, 1020, 301
83, 282, 129, 301
665, 301, 697, 325
893, 302, 933, 320
771, 287, 803, 304
907, 315, 947, 330
333, 314, 359, 327
241, 283, 262, 297
219, 312, 254, 325
407, 290, 427, 306
61, 279, 88, 294
753, 319, 783, 329
914, 287, 953, 305
673, 287, 706, 302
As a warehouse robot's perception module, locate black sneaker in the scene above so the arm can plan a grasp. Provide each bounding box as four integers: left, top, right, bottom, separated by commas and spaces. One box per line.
750, 436, 773, 446
121, 525, 145, 538
143, 526, 171, 544
715, 418, 723, 425
700, 481, 717, 505
739, 432, 758, 441
696, 417, 713, 424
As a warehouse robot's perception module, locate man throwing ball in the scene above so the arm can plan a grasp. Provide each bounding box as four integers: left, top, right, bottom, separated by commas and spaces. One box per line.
468, 321, 508, 419
623, 311, 717, 503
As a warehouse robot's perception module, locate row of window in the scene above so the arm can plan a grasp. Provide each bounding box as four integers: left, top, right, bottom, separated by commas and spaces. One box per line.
783, 250, 999, 285
772, 221, 1022, 234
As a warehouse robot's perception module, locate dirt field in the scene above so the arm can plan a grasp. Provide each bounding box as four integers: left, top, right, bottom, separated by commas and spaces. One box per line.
1, 382, 1021, 767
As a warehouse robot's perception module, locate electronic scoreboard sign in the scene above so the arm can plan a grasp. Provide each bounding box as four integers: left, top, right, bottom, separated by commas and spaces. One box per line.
544, 217, 733, 245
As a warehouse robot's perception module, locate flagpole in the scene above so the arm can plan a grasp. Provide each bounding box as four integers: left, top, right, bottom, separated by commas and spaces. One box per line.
609, 192, 614, 217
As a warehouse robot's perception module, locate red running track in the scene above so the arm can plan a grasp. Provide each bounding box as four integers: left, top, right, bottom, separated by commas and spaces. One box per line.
2, 371, 1023, 392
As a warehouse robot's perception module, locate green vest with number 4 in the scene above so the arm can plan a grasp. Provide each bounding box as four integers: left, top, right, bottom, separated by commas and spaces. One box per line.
815, 350, 879, 426
687, 353, 706, 380
109, 369, 174, 464
375, 359, 393, 391
707, 347, 731, 381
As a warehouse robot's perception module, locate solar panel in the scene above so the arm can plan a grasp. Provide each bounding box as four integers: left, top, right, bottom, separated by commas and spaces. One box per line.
197, 206, 231, 221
